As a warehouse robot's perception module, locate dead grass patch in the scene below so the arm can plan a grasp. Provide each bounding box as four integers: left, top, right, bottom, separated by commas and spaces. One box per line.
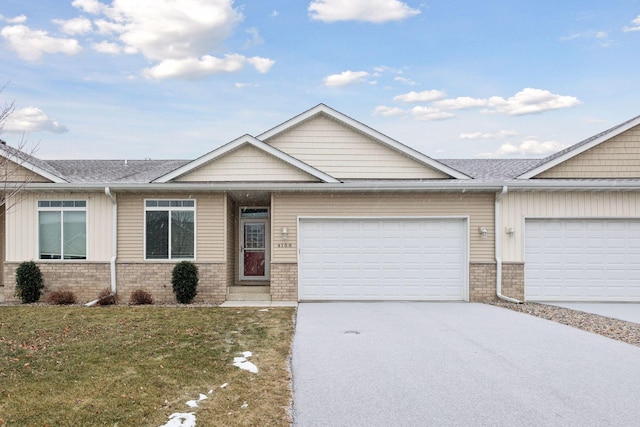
0, 306, 295, 426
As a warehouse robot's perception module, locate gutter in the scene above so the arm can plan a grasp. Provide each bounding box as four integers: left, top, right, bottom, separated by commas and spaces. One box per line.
495, 186, 522, 304
105, 187, 117, 295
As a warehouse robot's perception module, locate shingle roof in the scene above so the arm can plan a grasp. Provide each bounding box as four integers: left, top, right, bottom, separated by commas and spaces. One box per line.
45, 160, 190, 183
437, 159, 539, 180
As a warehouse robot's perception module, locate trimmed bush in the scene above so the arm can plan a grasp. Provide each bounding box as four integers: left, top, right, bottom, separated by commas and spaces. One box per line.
129, 289, 154, 305
171, 261, 199, 304
96, 289, 118, 306
47, 290, 77, 305
15, 261, 44, 303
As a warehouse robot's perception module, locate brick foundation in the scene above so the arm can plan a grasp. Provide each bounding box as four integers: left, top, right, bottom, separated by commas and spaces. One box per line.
501, 262, 524, 301
4, 262, 111, 303
4, 262, 227, 304
270, 263, 298, 301
469, 262, 497, 302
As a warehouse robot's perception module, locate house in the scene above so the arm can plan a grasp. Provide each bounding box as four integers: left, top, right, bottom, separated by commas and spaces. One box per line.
1, 104, 640, 304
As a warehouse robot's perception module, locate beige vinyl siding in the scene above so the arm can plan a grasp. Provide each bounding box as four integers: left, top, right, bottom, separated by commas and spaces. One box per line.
175, 144, 319, 182
272, 192, 494, 263
5, 192, 112, 262
500, 191, 640, 262
117, 192, 225, 262
537, 124, 640, 178
2, 161, 52, 183
265, 115, 450, 180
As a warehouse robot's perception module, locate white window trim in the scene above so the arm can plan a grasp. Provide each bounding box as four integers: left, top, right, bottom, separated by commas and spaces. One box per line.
144, 199, 197, 261
37, 200, 88, 261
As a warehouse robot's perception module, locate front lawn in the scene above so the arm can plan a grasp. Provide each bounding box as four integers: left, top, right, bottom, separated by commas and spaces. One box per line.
0, 306, 295, 426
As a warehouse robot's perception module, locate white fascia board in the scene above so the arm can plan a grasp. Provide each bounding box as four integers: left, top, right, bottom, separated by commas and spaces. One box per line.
517, 116, 640, 179
0, 147, 67, 183
153, 134, 339, 183
258, 104, 472, 180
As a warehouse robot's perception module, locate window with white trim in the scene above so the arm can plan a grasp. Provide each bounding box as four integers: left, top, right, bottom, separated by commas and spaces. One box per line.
38, 200, 87, 260
145, 200, 195, 259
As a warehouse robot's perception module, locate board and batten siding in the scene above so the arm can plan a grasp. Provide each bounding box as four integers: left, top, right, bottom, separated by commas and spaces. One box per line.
175, 144, 319, 182
537, 124, 640, 178
500, 191, 640, 262
264, 115, 449, 180
117, 192, 226, 262
5, 191, 112, 262
272, 192, 494, 263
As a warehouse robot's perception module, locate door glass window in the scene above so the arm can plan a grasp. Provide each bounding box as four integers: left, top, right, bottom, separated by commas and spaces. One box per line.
245, 223, 265, 249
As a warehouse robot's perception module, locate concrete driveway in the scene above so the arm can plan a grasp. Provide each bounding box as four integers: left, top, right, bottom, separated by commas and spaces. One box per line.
291, 302, 640, 427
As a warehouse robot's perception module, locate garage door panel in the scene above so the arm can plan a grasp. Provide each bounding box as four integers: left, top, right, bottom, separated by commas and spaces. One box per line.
525, 219, 640, 301
299, 218, 467, 301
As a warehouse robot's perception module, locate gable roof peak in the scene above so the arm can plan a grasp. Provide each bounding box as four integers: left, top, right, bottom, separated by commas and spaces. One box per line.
517, 113, 640, 179
258, 104, 471, 180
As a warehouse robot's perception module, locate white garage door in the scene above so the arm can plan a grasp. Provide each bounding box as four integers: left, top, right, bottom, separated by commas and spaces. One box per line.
525, 219, 640, 301
298, 218, 468, 301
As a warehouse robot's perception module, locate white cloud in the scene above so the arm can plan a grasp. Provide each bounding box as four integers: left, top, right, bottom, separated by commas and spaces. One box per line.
4, 106, 68, 133
53, 17, 93, 35
394, 90, 447, 103
410, 106, 454, 121
0, 25, 82, 61
623, 15, 640, 32
373, 105, 405, 117
434, 96, 489, 110
459, 130, 518, 140
71, 0, 108, 15
394, 76, 417, 86
144, 54, 274, 80
435, 88, 580, 116
479, 139, 568, 157
323, 70, 369, 87
309, 0, 420, 23
0, 14, 27, 24
486, 88, 581, 115
92, 40, 122, 54
560, 30, 612, 47
66, 0, 275, 79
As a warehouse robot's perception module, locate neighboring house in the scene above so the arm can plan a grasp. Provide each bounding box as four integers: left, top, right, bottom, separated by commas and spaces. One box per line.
1, 104, 639, 304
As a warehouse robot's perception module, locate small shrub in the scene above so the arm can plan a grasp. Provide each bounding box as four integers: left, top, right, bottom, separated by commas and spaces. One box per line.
171, 261, 199, 304
47, 290, 77, 305
15, 261, 44, 304
129, 289, 153, 305
96, 289, 118, 306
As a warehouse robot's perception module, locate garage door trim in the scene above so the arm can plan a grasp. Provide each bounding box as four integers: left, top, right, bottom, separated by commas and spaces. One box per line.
297, 216, 469, 302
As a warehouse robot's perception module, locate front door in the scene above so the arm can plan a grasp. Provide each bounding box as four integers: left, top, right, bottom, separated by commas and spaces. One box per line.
239, 208, 270, 281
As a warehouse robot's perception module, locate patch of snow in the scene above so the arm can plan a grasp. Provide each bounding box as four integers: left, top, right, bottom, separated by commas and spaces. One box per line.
221, 383, 228, 388
159, 412, 196, 427
233, 351, 258, 374
258, 308, 269, 312
208, 389, 214, 395
241, 402, 248, 409
185, 400, 198, 408
198, 393, 208, 401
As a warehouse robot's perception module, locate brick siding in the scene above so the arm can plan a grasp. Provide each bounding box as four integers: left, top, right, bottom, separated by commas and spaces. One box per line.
501, 262, 525, 301
270, 263, 298, 301
469, 262, 497, 301
4, 262, 227, 304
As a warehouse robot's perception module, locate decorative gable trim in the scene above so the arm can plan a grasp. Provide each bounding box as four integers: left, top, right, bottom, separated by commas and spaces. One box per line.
258, 104, 471, 180
153, 134, 340, 183
0, 144, 67, 183
517, 115, 640, 179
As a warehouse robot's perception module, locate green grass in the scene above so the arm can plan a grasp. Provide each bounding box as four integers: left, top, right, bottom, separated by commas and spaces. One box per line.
0, 306, 295, 426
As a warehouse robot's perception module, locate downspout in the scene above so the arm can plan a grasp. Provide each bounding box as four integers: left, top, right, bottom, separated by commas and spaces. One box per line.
105, 186, 117, 295
495, 186, 522, 303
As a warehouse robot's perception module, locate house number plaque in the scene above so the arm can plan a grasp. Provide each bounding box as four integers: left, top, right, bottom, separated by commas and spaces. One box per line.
277, 243, 294, 248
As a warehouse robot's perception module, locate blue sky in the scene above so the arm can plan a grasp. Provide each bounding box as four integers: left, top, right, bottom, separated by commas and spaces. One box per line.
0, 0, 639, 160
